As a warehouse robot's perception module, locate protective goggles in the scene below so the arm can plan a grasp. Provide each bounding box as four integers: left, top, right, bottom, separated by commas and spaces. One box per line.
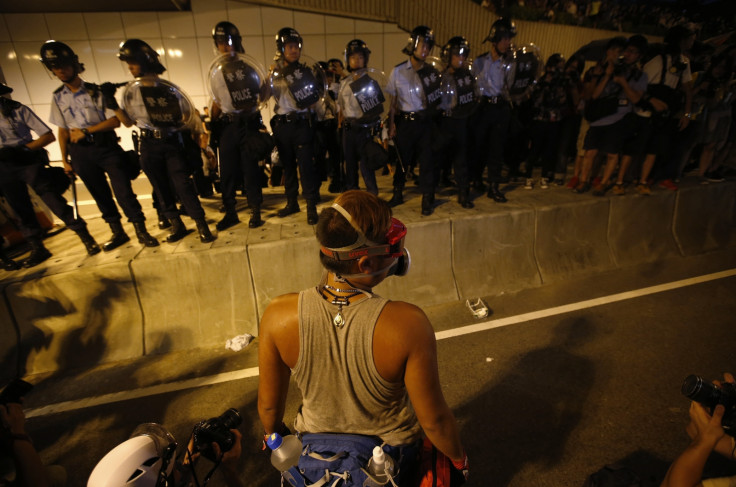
320, 203, 407, 261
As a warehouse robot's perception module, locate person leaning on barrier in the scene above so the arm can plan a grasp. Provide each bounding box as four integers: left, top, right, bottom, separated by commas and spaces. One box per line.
0, 82, 101, 265
661, 373, 736, 487
258, 190, 468, 486
40, 40, 159, 251
109, 39, 215, 244
209, 21, 268, 230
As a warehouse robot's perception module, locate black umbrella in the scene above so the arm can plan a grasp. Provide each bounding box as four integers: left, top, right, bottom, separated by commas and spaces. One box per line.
572, 36, 627, 63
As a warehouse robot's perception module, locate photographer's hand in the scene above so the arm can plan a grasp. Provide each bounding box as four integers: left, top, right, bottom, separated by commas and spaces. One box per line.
0, 403, 51, 487
211, 429, 245, 487
692, 372, 736, 461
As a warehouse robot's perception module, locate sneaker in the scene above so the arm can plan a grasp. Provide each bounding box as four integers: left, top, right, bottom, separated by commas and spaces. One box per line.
636, 183, 651, 195
699, 176, 710, 185
657, 179, 678, 191
591, 182, 607, 196
566, 176, 579, 189
524, 178, 533, 189
540, 178, 549, 189
553, 178, 564, 186
705, 171, 725, 183
612, 183, 625, 195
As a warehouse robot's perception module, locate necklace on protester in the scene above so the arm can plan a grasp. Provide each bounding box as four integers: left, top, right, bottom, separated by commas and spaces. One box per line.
318, 283, 371, 328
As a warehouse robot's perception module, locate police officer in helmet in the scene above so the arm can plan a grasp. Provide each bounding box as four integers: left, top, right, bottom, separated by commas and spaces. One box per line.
209, 20, 269, 230
269, 27, 322, 225
110, 38, 216, 244
41, 40, 158, 250
469, 18, 517, 203
0, 81, 100, 266
386, 25, 441, 215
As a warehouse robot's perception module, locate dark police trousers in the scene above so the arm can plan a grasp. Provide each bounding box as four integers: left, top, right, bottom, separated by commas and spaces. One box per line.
438, 116, 471, 190
67, 135, 145, 224
393, 115, 434, 193
219, 116, 264, 210
139, 134, 205, 221
342, 120, 379, 194
272, 116, 320, 204
0, 159, 86, 238
469, 99, 511, 183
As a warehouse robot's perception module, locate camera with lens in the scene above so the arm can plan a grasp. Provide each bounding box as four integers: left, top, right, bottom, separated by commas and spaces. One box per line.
191, 408, 242, 461
612, 56, 627, 77
681, 375, 736, 436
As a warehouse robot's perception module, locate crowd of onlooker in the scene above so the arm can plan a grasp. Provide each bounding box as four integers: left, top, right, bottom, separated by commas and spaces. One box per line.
475, 0, 735, 38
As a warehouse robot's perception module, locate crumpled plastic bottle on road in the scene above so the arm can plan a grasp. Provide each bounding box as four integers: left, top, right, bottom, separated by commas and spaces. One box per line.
226, 333, 254, 351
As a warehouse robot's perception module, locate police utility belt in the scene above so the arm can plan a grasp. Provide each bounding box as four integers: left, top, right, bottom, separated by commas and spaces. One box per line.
74, 130, 118, 147
221, 111, 259, 123
397, 110, 429, 121
271, 111, 313, 124
141, 128, 186, 144
342, 118, 381, 135
480, 95, 504, 104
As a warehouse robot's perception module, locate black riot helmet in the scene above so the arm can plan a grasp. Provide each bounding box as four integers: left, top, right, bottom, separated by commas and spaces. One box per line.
402, 26, 435, 56
118, 39, 166, 75
484, 18, 517, 44
441, 36, 471, 65
276, 27, 302, 55
40, 40, 85, 73
345, 39, 371, 72
212, 21, 244, 53
0, 83, 12, 96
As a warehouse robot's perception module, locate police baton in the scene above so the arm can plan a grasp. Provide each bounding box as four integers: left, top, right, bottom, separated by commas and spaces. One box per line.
70, 173, 79, 220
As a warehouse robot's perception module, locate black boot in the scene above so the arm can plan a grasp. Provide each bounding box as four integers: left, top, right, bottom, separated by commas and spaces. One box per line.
157, 211, 171, 229
103, 221, 130, 252
216, 210, 240, 231
487, 183, 507, 203
388, 188, 403, 207
22, 239, 52, 268
248, 206, 264, 228
458, 188, 474, 209
195, 219, 216, 243
133, 222, 159, 247
166, 216, 190, 243
306, 202, 319, 225
421, 193, 434, 216
0, 248, 20, 271
277, 199, 300, 218
75, 228, 101, 255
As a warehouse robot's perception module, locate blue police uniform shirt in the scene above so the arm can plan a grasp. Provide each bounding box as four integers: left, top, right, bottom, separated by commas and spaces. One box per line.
386, 60, 426, 112
472, 52, 508, 98
49, 82, 114, 129
0, 103, 51, 148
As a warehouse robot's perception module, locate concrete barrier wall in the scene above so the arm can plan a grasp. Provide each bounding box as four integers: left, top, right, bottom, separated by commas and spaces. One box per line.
2, 182, 735, 375
452, 209, 541, 299
4, 263, 143, 376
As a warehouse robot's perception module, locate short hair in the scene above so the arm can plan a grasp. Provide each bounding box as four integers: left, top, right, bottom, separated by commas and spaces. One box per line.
606, 36, 627, 52
316, 190, 392, 274
327, 58, 344, 68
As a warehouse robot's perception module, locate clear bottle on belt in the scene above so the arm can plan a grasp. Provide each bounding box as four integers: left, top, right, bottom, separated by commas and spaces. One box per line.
267, 432, 302, 471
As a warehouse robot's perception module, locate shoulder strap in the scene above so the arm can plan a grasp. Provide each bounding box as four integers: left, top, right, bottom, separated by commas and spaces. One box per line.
53, 85, 64, 94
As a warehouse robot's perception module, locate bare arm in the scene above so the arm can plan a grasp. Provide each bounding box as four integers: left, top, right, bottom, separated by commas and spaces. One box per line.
660, 402, 724, 487
393, 303, 464, 462
24, 132, 55, 151
1, 403, 51, 487
257, 294, 298, 435
112, 108, 136, 128
57, 127, 72, 174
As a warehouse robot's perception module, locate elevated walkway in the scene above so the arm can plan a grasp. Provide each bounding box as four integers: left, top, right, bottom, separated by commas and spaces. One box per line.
1, 175, 734, 380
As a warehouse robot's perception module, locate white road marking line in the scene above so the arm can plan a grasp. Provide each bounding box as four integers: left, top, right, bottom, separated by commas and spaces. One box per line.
435, 268, 736, 340
25, 268, 736, 418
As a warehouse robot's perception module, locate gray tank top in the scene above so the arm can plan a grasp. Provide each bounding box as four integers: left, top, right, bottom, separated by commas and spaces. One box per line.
293, 287, 421, 446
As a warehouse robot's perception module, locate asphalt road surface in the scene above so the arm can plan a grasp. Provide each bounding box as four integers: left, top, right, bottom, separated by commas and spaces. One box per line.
16, 250, 736, 486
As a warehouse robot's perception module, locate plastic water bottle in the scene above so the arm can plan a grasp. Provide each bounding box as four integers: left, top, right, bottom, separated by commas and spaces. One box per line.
267, 432, 302, 472
367, 446, 394, 485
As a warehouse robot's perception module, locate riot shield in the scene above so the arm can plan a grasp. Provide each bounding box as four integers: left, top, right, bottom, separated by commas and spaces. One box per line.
121, 77, 195, 131
337, 67, 390, 122
207, 52, 269, 114
270, 54, 327, 110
